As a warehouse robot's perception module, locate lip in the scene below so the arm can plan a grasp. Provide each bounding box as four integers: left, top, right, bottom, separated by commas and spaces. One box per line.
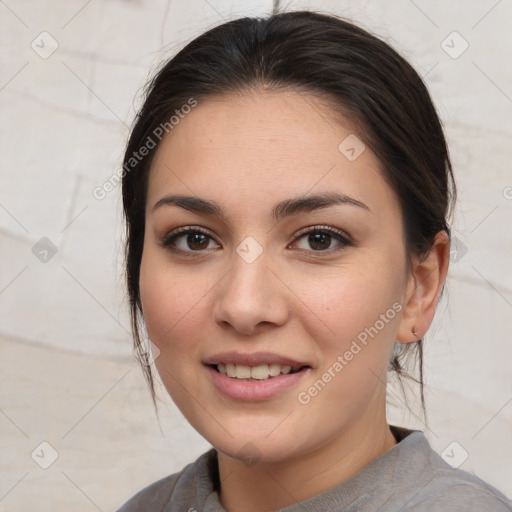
203, 351, 309, 369
205, 364, 311, 401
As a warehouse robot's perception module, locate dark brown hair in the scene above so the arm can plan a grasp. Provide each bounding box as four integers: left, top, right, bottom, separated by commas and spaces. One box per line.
122, 10, 456, 416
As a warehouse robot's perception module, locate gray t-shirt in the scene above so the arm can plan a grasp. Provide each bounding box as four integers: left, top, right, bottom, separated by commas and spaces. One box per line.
117, 425, 512, 511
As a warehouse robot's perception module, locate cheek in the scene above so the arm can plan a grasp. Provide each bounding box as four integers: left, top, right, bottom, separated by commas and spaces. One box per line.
291, 271, 403, 418
290, 257, 404, 363
139, 248, 209, 356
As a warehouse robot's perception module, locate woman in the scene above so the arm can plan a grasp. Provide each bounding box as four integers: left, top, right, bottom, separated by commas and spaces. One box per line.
117, 10, 512, 512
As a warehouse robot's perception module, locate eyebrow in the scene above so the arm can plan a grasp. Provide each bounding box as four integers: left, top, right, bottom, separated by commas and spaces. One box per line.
151, 192, 370, 221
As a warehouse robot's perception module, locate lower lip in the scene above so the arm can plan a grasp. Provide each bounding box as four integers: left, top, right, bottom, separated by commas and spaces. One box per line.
205, 365, 311, 401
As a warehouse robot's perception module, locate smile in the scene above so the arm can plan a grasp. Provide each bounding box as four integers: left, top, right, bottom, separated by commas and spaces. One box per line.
211, 363, 307, 380
203, 352, 312, 401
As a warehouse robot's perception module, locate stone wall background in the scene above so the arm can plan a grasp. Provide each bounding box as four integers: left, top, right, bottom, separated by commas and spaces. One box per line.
1, 1, 511, 510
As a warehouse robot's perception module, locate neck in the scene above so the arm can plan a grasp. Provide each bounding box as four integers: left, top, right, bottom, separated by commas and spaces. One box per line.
217, 412, 397, 512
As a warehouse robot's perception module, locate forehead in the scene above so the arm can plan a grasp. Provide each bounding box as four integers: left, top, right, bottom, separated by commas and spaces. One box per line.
147, 90, 399, 220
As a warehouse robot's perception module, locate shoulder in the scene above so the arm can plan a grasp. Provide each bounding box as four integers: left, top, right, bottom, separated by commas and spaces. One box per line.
115, 449, 217, 512
116, 472, 180, 512
398, 469, 512, 511
388, 429, 512, 511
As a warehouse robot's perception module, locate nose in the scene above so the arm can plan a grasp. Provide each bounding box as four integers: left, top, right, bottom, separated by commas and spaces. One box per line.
212, 249, 290, 336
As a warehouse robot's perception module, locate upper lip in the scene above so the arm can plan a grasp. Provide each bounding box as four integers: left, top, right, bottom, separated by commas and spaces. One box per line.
203, 351, 310, 370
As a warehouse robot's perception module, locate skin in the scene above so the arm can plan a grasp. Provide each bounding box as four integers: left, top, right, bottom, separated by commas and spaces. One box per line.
139, 90, 449, 512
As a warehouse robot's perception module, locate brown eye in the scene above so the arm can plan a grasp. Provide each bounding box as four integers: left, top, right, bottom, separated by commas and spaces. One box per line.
291, 226, 352, 252
307, 232, 332, 251
161, 227, 220, 253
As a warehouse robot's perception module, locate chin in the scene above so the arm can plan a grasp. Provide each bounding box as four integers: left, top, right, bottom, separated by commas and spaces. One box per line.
213, 435, 303, 466
189, 411, 315, 465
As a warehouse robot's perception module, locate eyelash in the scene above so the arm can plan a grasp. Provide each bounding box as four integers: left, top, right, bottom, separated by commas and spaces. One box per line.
160, 225, 352, 256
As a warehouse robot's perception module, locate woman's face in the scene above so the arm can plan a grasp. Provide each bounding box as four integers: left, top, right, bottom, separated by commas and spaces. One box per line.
139, 90, 412, 463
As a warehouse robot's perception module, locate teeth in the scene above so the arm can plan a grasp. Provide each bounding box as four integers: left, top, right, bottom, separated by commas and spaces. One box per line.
269, 364, 281, 376
216, 363, 300, 379
226, 363, 236, 377
236, 365, 251, 379
281, 365, 291, 375
251, 364, 269, 380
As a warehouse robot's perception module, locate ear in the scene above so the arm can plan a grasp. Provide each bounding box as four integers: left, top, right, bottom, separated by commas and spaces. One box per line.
396, 230, 450, 343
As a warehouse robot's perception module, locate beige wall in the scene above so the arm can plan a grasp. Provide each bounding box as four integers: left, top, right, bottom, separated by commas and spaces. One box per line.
1, 0, 511, 510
